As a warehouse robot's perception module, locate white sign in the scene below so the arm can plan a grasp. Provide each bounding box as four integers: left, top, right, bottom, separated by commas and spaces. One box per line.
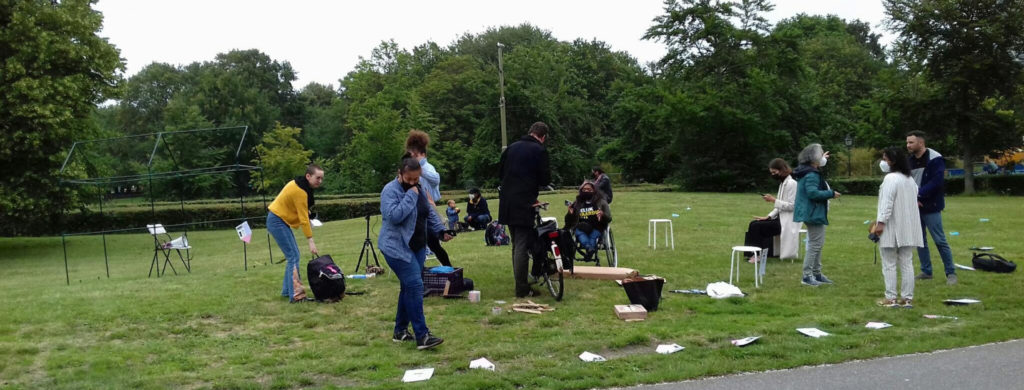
235, 221, 252, 243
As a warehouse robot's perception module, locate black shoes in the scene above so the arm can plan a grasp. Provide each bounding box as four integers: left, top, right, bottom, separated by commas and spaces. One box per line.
392, 329, 414, 342
416, 333, 444, 350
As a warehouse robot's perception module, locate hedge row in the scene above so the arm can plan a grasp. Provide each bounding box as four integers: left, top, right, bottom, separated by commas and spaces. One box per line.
59, 198, 381, 236
832, 174, 1024, 196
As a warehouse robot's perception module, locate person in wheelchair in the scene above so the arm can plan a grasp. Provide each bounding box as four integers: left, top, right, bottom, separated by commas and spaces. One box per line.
564, 181, 612, 263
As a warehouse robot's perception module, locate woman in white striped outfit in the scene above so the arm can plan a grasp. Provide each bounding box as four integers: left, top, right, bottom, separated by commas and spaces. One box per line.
872, 147, 924, 308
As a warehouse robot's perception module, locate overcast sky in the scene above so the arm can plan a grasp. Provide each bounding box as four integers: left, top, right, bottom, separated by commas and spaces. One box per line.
95, 0, 891, 89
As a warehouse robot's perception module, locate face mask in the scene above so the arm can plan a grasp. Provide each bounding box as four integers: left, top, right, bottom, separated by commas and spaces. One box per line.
400, 178, 416, 191
771, 173, 785, 182
879, 160, 891, 173
580, 192, 594, 200
469, 194, 475, 200
819, 156, 828, 167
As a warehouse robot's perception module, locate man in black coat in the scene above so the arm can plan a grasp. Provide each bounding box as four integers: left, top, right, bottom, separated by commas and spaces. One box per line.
498, 121, 551, 298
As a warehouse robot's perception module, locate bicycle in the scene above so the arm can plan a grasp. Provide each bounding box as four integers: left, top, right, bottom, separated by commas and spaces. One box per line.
530, 202, 566, 301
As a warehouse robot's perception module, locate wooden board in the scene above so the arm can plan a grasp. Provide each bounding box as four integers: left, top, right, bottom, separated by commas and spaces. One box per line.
614, 304, 647, 320
562, 266, 639, 280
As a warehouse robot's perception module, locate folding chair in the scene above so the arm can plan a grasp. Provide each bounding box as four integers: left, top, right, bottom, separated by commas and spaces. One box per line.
148, 224, 192, 277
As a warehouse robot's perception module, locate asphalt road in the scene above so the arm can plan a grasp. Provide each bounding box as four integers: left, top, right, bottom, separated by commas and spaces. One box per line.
621, 339, 1024, 390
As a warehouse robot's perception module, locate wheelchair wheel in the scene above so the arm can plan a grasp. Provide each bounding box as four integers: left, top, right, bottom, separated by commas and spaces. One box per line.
600, 228, 617, 268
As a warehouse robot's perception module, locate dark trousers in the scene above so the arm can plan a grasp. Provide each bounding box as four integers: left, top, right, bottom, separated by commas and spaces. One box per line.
383, 248, 429, 339
426, 230, 452, 267
744, 219, 781, 256
510, 225, 536, 297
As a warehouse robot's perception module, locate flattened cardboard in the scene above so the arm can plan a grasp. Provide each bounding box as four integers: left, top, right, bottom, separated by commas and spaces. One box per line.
563, 266, 638, 280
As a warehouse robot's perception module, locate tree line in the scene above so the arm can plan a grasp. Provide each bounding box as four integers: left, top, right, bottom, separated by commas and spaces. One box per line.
2, 0, 1023, 235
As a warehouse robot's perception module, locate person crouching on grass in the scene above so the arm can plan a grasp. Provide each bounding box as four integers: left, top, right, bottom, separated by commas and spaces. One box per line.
873, 147, 923, 308
378, 157, 454, 350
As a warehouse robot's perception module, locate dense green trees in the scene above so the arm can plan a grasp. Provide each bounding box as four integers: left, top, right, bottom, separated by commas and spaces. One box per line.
1, 0, 123, 234
3, 0, 1022, 235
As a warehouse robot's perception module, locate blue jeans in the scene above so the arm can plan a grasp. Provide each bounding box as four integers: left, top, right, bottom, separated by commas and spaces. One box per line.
465, 214, 491, 229
267, 212, 301, 301
384, 247, 429, 339
575, 228, 602, 251
918, 211, 956, 276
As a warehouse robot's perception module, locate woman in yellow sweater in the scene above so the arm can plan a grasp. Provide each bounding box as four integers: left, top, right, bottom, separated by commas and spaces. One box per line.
267, 164, 323, 302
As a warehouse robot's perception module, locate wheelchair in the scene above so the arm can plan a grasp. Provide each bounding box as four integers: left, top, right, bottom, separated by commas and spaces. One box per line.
571, 225, 618, 268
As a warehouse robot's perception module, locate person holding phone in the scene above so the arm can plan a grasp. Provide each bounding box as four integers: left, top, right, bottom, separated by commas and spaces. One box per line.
743, 158, 800, 263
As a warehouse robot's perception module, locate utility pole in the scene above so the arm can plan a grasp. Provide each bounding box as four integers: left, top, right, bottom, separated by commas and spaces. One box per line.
497, 42, 508, 151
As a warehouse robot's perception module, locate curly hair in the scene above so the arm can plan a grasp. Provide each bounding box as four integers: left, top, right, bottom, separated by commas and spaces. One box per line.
405, 130, 430, 154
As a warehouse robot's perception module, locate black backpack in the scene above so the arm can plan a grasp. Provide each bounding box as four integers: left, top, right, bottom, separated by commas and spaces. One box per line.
307, 255, 346, 302
484, 221, 510, 246
972, 252, 1016, 273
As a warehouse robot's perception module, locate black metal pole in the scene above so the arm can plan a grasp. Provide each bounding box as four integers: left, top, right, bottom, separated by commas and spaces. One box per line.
99, 190, 109, 278
62, 234, 70, 285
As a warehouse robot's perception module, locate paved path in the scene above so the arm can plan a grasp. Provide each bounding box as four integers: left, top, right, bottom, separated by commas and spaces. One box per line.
623, 339, 1024, 390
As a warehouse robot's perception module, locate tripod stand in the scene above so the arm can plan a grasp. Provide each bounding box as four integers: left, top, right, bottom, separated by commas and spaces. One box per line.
354, 215, 383, 274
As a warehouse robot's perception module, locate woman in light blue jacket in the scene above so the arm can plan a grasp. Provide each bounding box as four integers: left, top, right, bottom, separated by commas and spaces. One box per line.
378, 158, 452, 350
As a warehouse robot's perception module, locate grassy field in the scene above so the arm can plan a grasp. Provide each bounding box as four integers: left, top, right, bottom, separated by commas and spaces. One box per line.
1, 191, 1021, 389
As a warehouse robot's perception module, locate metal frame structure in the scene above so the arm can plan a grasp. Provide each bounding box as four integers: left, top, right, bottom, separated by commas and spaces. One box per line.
57, 126, 273, 285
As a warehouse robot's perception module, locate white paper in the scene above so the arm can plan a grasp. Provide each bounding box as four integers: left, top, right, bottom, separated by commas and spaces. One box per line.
402, 368, 434, 383
706, 282, 745, 299
656, 344, 685, 354
310, 218, 323, 227
578, 351, 606, 362
796, 328, 830, 338
865, 322, 892, 329
469, 358, 495, 371
954, 263, 975, 271
924, 314, 958, 320
731, 336, 760, 347
944, 298, 981, 305
235, 221, 252, 243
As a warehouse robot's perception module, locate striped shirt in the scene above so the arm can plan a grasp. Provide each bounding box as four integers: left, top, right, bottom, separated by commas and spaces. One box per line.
876, 173, 924, 248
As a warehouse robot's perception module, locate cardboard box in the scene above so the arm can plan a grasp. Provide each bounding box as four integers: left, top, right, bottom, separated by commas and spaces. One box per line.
614, 304, 647, 320
562, 266, 638, 280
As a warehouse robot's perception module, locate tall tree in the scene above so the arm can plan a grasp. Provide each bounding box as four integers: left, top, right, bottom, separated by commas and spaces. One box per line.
0, 0, 123, 235
886, 0, 1024, 193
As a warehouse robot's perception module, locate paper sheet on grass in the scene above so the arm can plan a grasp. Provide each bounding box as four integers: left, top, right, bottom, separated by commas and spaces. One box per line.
402, 368, 433, 382
796, 328, 830, 338
944, 298, 981, 305
731, 336, 760, 347
865, 322, 892, 329
954, 263, 975, 271
656, 344, 685, 354
578, 351, 606, 362
706, 282, 744, 299
924, 314, 958, 320
469, 358, 495, 371
311, 218, 323, 227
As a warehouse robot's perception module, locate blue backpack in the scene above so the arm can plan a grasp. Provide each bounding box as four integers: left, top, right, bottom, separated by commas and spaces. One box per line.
485, 221, 510, 246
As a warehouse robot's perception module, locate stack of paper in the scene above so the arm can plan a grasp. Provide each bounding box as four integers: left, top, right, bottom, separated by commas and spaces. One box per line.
731, 336, 760, 347
402, 368, 434, 383
796, 328, 830, 338
656, 344, 685, 354
578, 351, 606, 362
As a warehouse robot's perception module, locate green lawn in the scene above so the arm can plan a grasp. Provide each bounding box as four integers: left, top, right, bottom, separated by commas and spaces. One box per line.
1, 192, 1021, 389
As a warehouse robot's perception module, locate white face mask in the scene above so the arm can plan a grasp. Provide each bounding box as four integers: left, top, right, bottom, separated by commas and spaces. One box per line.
469, 194, 475, 200
879, 160, 891, 173
819, 156, 828, 167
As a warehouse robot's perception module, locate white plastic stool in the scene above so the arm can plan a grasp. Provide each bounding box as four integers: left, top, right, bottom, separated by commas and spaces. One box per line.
730, 246, 764, 288
648, 219, 674, 250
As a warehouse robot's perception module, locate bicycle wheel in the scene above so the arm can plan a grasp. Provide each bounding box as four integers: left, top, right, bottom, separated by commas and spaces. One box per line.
544, 257, 564, 301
